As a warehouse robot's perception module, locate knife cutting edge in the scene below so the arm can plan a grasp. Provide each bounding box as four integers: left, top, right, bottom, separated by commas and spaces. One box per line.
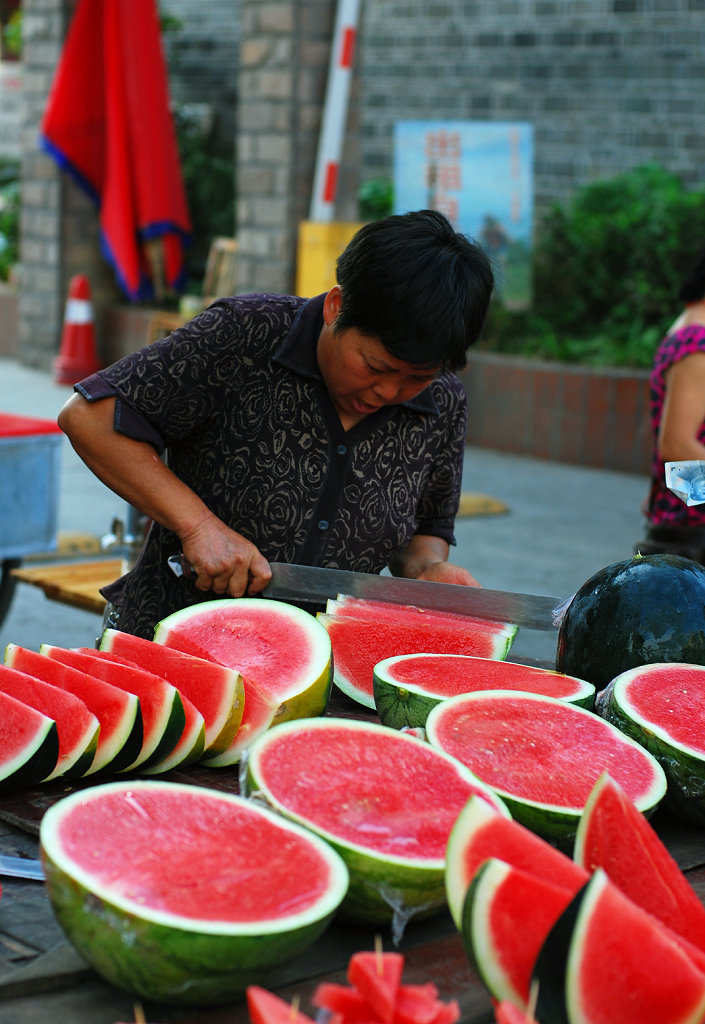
263, 562, 564, 632
0, 854, 45, 881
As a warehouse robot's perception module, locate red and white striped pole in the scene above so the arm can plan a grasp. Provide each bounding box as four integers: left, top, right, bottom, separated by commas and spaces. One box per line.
309, 0, 360, 222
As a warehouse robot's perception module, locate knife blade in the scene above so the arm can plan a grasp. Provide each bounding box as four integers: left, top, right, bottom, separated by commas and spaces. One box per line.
262, 562, 562, 631
0, 854, 45, 881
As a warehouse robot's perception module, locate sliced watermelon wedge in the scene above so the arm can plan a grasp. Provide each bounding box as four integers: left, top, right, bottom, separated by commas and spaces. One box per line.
347, 950, 404, 1022
374, 653, 595, 729
247, 986, 317, 1024
534, 870, 705, 1024
445, 794, 588, 929
0, 690, 58, 789
5, 644, 143, 775
39, 646, 184, 773
0, 664, 99, 780
574, 772, 705, 955
99, 628, 244, 756
139, 693, 205, 774
319, 611, 516, 710
461, 857, 576, 1008
154, 599, 332, 764
426, 690, 667, 848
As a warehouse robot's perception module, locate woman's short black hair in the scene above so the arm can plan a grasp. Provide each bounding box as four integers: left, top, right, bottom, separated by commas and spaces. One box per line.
334, 209, 494, 372
678, 246, 705, 303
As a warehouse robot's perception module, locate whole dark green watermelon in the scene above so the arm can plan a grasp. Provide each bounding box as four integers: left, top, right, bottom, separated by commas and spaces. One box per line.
556, 554, 705, 691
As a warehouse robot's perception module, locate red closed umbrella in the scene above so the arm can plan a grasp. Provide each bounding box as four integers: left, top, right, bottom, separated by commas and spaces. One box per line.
40, 0, 192, 301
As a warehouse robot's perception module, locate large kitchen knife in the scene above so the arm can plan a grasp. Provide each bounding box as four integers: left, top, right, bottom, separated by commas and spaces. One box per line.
0, 854, 44, 881
263, 562, 563, 631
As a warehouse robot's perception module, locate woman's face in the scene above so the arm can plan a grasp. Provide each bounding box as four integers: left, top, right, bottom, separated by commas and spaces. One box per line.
317, 287, 439, 425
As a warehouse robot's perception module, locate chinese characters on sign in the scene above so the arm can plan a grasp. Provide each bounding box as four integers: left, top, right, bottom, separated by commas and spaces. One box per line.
394, 121, 533, 307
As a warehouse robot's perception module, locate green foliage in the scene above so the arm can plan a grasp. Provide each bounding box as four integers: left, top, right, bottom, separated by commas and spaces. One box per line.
0, 160, 19, 283
485, 165, 705, 368
358, 178, 394, 221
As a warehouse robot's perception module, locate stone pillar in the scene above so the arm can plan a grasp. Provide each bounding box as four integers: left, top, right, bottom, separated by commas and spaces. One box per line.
236, 0, 359, 296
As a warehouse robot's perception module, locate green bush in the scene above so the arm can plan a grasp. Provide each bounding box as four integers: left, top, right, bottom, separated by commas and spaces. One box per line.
483, 165, 705, 368
0, 159, 19, 283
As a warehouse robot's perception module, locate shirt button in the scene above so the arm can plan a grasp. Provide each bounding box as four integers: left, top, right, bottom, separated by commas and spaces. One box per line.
318, 520, 329, 531
336, 444, 347, 455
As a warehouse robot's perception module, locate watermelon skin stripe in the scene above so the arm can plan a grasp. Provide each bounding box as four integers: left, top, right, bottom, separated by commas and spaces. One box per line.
0, 691, 59, 789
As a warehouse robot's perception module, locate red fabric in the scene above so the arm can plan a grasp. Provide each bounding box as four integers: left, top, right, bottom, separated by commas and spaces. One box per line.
40, 0, 191, 301
0, 413, 62, 437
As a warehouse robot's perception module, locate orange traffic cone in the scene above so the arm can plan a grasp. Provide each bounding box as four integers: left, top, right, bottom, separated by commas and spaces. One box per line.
53, 274, 102, 385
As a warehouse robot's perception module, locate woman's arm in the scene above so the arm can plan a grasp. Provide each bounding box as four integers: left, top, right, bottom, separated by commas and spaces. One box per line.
388, 533, 481, 586
658, 352, 705, 462
58, 393, 271, 596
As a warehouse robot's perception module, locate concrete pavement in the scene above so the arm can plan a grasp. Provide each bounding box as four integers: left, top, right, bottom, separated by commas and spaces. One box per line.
0, 356, 651, 666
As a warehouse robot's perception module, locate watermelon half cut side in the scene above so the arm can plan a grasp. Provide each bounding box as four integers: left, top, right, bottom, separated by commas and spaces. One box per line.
319, 611, 517, 711
373, 653, 595, 729
602, 662, 705, 825
99, 628, 244, 757
39, 646, 185, 774
154, 599, 332, 764
245, 716, 509, 938
5, 644, 143, 775
0, 664, 100, 780
445, 794, 588, 930
574, 772, 705, 954
461, 857, 576, 1009
40, 780, 349, 1007
425, 690, 667, 848
533, 869, 705, 1024
0, 690, 58, 790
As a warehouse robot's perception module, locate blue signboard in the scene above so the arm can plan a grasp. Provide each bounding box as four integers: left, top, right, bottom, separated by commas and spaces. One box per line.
394, 120, 533, 307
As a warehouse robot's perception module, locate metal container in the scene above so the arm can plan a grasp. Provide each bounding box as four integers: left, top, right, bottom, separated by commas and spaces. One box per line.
0, 413, 63, 559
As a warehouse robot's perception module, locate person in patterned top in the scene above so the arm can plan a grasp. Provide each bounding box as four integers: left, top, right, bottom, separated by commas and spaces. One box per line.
58, 210, 494, 640
635, 246, 705, 563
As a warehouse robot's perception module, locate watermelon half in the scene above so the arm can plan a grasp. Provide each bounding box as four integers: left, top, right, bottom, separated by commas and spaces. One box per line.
319, 599, 517, 710
40, 780, 349, 1006
426, 690, 667, 847
39, 646, 186, 774
373, 653, 595, 729
533, 869, 705, 1024
4, 643, 143, 775
245, 716, 509, 934
99, 628, 244, 757
601, 662, 705, 825
154, 598, 332, 764
0, 690, 58, 790
445, 794, 588, 929
0, 665, 99, 780
574, 772, 705, 955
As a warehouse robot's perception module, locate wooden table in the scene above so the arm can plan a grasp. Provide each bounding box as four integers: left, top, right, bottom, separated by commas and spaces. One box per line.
1, 699, 704, 1024
10, 558, 124, 615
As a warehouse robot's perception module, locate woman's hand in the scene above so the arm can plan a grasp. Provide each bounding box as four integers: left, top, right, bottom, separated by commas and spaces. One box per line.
389, 534, 482, 587
179, 515, 271, 597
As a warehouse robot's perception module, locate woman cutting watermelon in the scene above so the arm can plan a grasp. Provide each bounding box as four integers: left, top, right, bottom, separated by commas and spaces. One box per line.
57, 210, 495, 640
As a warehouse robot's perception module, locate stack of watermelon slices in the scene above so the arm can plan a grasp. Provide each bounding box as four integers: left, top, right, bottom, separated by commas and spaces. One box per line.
447, 773, 705, 1024
318, 596, 518, 709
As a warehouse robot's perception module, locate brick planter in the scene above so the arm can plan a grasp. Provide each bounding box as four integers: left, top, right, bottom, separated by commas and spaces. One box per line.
458, 351, 651, 476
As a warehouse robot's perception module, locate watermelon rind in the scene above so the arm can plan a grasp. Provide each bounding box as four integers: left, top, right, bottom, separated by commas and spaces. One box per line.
39, 780, 349, 1007
138, 696, 206, 775
245, 716, 509, 931
602, 663, 705, 825
426, 690, 667, 849
153, 599, 332, 763
373, 653, 596, 730
0, 691, 59, 790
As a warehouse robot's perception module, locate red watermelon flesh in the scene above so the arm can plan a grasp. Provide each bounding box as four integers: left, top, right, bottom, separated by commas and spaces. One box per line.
348, 950, 404, 1022
462, 858, 576, 1007
247, 986, 316, 1024
426, 691, 666, 830
493, 1003, 534, 1024
0, 690, 58, 789
40, 646, 184, 773
319, 613, 516, 709
5, 644, 142, 775
536, 870, 705, 1024
379, 653, 593, 704
0, 664, 99, 780
327, 595, 515, 633
445, 794, 588, 929
99, 628, 244, 756
574, 773, 705, 955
